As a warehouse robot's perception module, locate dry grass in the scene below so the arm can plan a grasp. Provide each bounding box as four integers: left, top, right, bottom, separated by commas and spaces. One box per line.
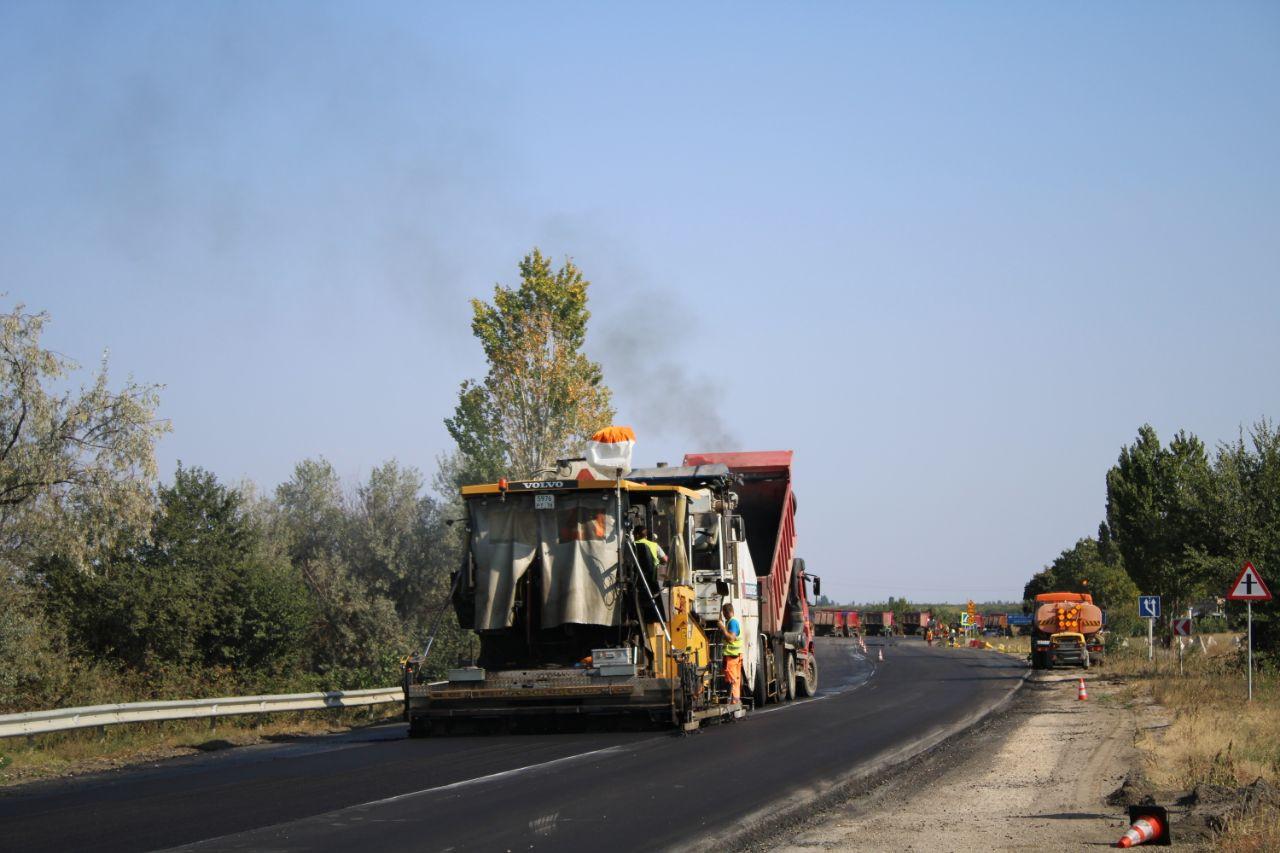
1106, 634, 1280, 850
999, 635, 1031, 655
1215, 808, 1280, 852
0, 705, 400, 787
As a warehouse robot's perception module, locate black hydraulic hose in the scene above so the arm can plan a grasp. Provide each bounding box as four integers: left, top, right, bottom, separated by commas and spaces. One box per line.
416, 563, 466, 668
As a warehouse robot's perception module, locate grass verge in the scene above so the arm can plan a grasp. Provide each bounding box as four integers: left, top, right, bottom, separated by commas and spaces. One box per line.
1105, 634, 1279, 850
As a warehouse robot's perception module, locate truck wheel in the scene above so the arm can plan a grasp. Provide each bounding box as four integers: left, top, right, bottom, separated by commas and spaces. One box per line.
796, 653, 818, 697
408, 716, 430, 739
781, 651, 796, 701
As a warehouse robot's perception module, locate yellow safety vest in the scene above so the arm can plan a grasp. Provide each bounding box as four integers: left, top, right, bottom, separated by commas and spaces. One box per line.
637, 538, 662, 567
724, 619, 743, 656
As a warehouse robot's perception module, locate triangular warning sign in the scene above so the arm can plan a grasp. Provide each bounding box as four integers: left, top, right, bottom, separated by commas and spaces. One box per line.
1228, 562, 1272, 601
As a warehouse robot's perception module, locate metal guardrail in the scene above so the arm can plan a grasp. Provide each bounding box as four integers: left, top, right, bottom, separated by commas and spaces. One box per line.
0, 686, 403, 739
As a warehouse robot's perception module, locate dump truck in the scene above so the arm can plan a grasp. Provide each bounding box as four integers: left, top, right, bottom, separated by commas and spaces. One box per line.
900, 611, 931, 635
403, 445, 819, 734
862, 610, 894, 636
812, 608, 847, 637
983, 613, 1009, 630
1030, 592, 1105, 669
843, 610, 861, 636
683, 451, 820, 705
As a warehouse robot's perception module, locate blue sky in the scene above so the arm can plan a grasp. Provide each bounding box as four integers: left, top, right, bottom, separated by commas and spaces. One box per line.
3, 2, 1277, 603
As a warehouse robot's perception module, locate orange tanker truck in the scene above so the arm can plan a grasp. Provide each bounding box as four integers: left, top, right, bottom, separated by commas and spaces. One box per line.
1030, 592, 1104, 669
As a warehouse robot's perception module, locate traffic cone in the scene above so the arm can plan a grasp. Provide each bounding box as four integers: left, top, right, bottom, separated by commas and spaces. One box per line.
877, 647, 883, 662
1116, 814, 1162, 847
1077, 677, 1088, 701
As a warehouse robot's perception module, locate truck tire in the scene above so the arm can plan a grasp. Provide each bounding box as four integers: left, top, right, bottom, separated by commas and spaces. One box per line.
781, 651, 796, 701
796, 652, 818, 697
408, 716, 430, 739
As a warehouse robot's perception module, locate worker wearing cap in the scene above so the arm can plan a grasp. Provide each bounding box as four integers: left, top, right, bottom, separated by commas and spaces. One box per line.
719, 602, 743, 704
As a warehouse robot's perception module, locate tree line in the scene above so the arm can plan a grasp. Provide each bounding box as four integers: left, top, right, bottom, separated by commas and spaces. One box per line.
1, 249, 615, 713
1025, 422, 1279, 654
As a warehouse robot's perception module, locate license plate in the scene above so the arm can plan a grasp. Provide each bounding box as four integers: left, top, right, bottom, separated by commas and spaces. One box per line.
535, 494, 555, 510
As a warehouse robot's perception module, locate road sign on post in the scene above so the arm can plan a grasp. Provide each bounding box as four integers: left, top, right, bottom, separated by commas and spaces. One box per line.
1228, 562, 1272, 602
1227, 562, 1272, 702
1138, 596, 1160, 662
1172, 618, 1193, 676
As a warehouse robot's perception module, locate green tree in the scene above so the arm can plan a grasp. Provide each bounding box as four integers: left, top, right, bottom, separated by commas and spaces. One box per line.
38, 466, 311, 674
273, 458, 410, 683
0, 304, 167, 572
1210, 419, 1279, 650
445, 249, 615, 483
1038, 537, 1141, 637
1105, 425, 1218, 613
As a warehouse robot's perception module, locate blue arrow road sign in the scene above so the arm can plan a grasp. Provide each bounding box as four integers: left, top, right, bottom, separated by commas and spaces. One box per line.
1139, 595, 1161, 619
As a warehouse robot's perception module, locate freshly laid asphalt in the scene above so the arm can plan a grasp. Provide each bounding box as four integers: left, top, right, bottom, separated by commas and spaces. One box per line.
0, 638, 1026, 852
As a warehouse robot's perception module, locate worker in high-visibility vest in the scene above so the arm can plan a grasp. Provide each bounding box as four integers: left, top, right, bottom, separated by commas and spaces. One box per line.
632, 526, 668, 571
719, 602, 743, 704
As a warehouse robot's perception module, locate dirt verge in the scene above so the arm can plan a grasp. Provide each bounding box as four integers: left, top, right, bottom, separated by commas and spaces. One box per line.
767, 671, 1144, 851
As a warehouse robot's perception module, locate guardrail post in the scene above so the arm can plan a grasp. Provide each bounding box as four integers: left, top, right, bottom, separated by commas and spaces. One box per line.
209, 715, 217, 733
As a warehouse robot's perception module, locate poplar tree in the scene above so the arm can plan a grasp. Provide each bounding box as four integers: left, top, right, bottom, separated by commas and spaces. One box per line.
446, 249, 615, 482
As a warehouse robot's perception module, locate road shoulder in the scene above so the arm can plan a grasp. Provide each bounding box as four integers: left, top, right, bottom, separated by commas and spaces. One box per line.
768, 670, 1139, 852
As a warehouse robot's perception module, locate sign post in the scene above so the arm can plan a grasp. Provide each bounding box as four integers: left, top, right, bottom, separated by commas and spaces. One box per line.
1172, 618, 1192, 676
1138, 596, 1161, 662
1227, 562, 1273, 702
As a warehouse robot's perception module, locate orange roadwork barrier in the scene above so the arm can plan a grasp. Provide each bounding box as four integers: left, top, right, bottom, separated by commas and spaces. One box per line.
1078, 677, 1088, 701
1116, 814, 1163, 847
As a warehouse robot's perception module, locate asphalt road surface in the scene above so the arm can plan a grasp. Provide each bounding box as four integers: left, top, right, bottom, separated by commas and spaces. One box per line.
1, 638, 1026, 852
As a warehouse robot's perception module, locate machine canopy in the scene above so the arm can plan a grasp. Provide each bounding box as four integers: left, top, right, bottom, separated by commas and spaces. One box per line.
468, 492, 621, 630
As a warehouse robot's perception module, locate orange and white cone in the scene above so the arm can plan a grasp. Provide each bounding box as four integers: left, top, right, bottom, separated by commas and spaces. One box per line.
1116, 814, 1162, 847
1077, 677, 1088, 701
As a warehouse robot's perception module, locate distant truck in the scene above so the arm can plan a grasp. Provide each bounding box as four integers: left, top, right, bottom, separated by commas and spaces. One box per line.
813, 608, 860, 637
843, 610, 861, 636
862, 610, 894, 636
812, 608, 847, 637
1030, 592, 1105, 669
899, 611, 931, 636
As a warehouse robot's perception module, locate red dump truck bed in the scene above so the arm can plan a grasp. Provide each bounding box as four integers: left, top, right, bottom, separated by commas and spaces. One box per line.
862, 610, 894, 635
812, 608, 844, 635
900, 611, 931, 634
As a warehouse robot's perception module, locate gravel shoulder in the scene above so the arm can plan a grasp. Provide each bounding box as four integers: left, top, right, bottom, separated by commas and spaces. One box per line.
770, 668, 1141, 852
